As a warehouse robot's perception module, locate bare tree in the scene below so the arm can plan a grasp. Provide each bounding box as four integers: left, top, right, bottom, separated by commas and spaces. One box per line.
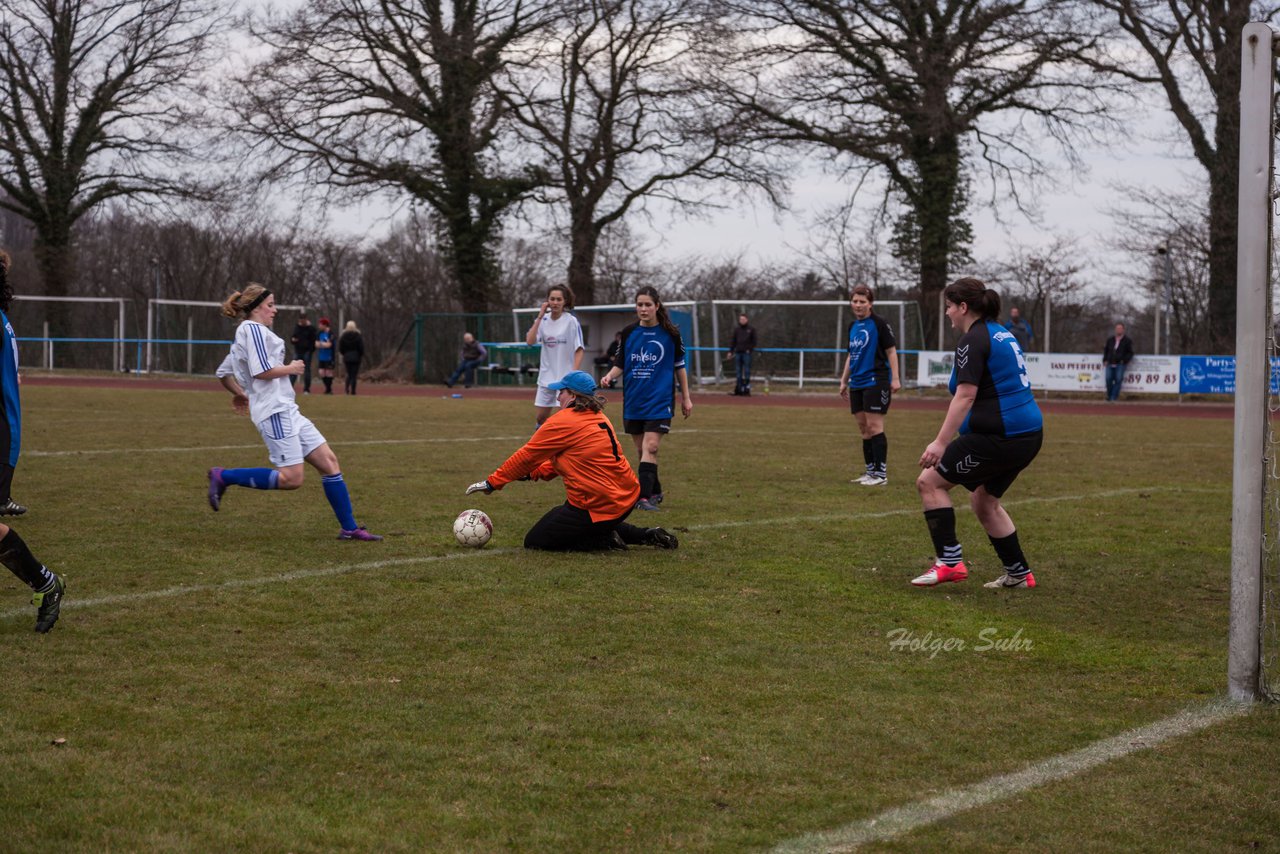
1086, 0, 1269, 352
798, 195, 891, 299
500, 0, 781, 305
0, 0, 224, 305
1106, 182, 1212, 353
711, 0, 1125, 345
235, 0, 559, 313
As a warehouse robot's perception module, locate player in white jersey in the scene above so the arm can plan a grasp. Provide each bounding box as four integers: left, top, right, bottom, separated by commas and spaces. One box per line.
206, 283, 382, 541
525, 284, 585, 426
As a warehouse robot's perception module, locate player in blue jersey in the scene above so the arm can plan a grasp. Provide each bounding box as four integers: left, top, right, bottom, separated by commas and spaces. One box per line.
839, 285, 901, 486
0, 251, 64, 631
912, 278, 1042, 590
207, 284, 382, 541
601, 286, 693, 512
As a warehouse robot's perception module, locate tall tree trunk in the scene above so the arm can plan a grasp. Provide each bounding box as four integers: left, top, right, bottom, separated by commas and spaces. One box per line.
445, 211, 500, 314
566, 214, 599, 305
1208, 8, 1243, 355
914, 136, 962, 348
32, 219, 75, 337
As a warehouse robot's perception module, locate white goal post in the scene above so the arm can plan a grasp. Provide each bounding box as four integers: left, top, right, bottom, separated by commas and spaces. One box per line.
1231, 21, 1276, 701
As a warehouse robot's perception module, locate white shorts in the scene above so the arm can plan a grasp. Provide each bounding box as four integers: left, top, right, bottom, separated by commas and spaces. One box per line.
257, 410, 327, 467
534, 385, 559, 408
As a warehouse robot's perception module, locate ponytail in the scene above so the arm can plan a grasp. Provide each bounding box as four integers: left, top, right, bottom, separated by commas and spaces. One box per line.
944, 277, 1000, 321
221, 283, 271, 320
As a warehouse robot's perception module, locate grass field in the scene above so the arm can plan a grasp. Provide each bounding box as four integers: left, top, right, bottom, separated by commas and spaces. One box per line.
0, 383, 1276, 852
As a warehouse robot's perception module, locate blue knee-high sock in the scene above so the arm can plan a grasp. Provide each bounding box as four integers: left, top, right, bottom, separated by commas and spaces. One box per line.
221, 468, 280, 489
322, 473, 358, 531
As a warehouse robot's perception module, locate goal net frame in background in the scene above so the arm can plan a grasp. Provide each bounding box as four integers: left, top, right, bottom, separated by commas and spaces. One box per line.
708, 299, 925, 388
148, 299, 310, 375
9, 295, 129, 372
1233, 21, 1278, 702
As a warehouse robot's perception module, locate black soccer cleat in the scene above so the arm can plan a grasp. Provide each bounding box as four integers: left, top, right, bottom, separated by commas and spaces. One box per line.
0, 498, 28, 516
643, 528, 678, 549
32, 574, 65, 634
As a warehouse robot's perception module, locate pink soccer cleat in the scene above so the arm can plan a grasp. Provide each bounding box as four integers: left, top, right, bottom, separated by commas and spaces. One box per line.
911, 561, 968, 587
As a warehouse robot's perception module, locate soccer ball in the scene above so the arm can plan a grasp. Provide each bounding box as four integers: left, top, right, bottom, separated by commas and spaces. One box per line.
453, 509, 493, 548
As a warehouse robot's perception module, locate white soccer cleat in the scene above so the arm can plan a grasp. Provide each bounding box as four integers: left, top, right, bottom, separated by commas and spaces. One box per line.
983, 572, 1036, 589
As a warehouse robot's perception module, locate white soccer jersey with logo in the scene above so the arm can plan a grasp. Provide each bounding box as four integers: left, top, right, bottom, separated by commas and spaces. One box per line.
536, 311, 584, 387
230, 320, 298, 424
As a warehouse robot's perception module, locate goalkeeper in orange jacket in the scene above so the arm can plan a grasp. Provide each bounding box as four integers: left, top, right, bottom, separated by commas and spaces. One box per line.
465, 370, 678, 551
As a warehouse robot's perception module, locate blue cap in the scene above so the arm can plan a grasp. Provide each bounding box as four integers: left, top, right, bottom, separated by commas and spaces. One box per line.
547, 370, 597, 396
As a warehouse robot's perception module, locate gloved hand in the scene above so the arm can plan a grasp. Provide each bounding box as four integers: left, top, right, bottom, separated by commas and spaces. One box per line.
465, 479, 494, 495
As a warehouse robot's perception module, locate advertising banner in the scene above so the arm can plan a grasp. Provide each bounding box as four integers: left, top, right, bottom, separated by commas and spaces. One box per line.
916, 351, 1181, 393
1179, 355, 1280, 394
1179, 356, 1236, 394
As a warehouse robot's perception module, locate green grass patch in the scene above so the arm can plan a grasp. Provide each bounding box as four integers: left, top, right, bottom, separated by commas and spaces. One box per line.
0, 386, 1273, 851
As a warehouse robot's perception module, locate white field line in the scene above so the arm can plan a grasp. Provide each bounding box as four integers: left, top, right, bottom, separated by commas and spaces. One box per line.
689, 484, 1224, 531
0, 484, 1225, 629
0, 550, 520, 619
24, 435, 533, 458
17, 427, 1218, 460
771, 698, 1251, 854
0, 484, 1220, 623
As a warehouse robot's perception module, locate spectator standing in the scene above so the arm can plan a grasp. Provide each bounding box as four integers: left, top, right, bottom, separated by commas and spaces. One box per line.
1004, 307, 1034, 352
339, 320, 365, 395
727, 313, 758, 396
446, 332, 488, 388
290, 313, 317, 394
316, 317, 335, 394
1103, 322, 1134, 402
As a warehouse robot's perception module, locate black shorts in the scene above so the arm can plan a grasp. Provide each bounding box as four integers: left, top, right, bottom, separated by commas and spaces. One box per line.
849, 384, 892, 415
623, 419, 671, 435
936, 430, 1042, 498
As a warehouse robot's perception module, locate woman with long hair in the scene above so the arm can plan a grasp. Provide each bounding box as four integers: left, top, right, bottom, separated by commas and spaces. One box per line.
465, 370, 677, 551
208, 284, 382, 541
601, 286, 693, 512
525, 284, 585, 426
338, 320, 365, 395
0, 250, 64, 631
839, 285, 901, 486
912, 277, 1042, 589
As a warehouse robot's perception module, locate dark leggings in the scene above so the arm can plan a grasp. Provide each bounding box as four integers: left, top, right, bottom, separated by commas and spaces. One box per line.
344, 359, 361, 394
524, 502, 647, 551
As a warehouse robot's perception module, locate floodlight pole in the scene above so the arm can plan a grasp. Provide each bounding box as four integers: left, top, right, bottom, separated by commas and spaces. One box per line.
1228, 21, 1275, 702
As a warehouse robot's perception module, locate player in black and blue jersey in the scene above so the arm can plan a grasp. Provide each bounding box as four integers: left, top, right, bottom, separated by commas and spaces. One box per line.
838, 285, 901, 486
0, 250, 64, 631
912, 277, 1042, 590
601, 286, 693, 512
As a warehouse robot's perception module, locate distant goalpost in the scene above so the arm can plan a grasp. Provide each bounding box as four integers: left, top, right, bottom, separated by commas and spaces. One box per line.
1233, 22, 1280, 701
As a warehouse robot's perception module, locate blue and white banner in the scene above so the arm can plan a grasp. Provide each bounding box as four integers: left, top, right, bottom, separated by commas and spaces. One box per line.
1178, 355, 1280, 394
